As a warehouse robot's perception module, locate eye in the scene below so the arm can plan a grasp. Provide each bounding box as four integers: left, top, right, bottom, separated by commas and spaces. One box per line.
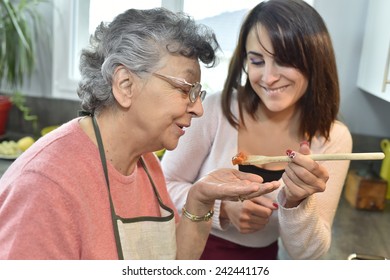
249, 57, 265, 66
176, 87, 188, 94
247, 53, 265, 66
168, 83, 189, 96
165, 80, 188, 94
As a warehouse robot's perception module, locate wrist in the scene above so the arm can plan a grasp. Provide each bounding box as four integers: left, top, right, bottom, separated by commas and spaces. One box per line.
182, 205, 214, 222
187, 183, 214, 208
284, 199, 303, 208
281, 187, 304, 208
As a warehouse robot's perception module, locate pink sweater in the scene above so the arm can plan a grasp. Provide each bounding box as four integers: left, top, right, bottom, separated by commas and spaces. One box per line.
0, 118, 178, 259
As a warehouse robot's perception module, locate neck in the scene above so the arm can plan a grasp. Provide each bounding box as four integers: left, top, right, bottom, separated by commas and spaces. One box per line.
257, 103, 301, 128
79, 114, 141, 175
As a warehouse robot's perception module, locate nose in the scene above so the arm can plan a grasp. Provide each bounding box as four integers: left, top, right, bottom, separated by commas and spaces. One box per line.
261, 62, 280, 85
188, 98, 204, 118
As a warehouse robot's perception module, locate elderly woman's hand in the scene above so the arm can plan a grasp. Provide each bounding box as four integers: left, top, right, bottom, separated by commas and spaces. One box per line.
186, 169, 280, 213
282, 142, 329, 208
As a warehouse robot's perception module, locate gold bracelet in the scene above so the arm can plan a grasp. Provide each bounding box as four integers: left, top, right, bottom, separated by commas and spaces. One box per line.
182, 205, 214, 222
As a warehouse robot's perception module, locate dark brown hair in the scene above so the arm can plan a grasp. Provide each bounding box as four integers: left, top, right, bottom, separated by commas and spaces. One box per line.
221, 0, 339, 141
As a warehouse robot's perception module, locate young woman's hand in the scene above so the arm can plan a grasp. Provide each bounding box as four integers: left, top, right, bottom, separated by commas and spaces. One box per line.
282, 142, 329, 208
221, 196, 278, 234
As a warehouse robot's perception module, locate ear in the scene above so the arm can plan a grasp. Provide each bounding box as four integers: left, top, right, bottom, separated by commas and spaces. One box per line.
112, 66, 134, 108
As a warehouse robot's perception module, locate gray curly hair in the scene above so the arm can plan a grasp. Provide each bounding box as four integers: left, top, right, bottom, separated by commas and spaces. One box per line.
77, 7, 220, 114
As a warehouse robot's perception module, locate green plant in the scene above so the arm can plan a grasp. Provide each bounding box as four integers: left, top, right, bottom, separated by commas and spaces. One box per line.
0, 0, 48, 137
0, 0, 46, 86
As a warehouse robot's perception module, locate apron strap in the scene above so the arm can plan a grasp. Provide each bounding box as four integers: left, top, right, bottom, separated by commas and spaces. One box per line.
140, 158, 175, 219
92, 116, 124, 260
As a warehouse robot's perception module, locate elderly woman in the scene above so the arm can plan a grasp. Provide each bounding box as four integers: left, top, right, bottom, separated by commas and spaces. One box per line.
0, 8, 280, 260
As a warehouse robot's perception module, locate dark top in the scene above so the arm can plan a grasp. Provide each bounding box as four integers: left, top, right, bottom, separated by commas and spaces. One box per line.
239, 165, 284, 182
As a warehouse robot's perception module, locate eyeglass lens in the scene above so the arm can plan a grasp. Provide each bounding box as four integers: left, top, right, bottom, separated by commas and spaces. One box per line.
190, 83, 202, 102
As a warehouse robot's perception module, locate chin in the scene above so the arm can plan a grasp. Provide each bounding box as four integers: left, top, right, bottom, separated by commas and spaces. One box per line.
263, 101, 290, 112
164, 142, 179, 151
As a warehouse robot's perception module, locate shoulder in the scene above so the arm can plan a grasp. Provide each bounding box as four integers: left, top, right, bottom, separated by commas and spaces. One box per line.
1, 118, 98, 187
311, 120, 352, 153
27, 118, 92, 164
202, 92, 222, 113
190, 93, 224, 132
203, 90, 238, 105
330, 120, 352, 143
202, 91, 239, 119
331, 120, 351, 134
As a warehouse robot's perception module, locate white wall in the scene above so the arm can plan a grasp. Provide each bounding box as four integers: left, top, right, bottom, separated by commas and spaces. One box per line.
315, 0, 390, 138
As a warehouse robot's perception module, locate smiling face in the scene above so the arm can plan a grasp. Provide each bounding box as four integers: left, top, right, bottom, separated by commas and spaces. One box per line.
245, 25, 308, 115
130, 55, 204, 152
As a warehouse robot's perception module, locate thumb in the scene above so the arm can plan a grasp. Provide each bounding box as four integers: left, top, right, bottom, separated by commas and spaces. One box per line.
298, 140, 311, 155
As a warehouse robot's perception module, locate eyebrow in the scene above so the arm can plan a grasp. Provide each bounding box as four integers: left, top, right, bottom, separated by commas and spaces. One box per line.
247, 51, 263, 57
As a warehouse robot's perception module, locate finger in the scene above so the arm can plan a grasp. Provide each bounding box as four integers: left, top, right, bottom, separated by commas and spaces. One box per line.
282, 171, 308, 200
236, 216, 269, 234
214, 181, 277, 202
288, 152, 329, 182
284, 164, 323, 195
248, 215, 270, 226
286, 161, 328, 191
231, 169, 264, 183
239, 224, 266, 234
243, 199, 274, 218
240, 219, 269, 233
195, 170, 278, 203
285, 163, 315, 187
250, 195, 278, 210
206, 181, 259, 202
241, 181, 280, 201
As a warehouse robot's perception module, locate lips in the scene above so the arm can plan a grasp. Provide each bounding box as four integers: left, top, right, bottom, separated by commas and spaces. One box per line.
177, 124, 186, 130
176, 123, 190, 134
262, 85, 289, 94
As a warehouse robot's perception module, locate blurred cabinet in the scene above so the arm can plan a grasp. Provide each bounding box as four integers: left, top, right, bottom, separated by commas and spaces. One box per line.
357, 0, 390, 102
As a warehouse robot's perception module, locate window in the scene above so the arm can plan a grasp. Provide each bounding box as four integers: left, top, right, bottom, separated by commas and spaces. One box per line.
53, 0, 311, 99
182, 0, 261, 94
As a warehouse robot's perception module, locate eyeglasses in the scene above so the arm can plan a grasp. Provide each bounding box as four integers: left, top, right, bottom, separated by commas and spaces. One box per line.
152, 73, 206, 103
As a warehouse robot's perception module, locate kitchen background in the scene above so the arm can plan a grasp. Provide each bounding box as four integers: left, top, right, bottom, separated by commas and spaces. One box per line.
2, 0, 389, 143
0, 0, 389, 259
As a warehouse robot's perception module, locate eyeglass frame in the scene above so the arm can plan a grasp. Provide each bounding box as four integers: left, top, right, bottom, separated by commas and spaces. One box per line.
152, 73, 206, 103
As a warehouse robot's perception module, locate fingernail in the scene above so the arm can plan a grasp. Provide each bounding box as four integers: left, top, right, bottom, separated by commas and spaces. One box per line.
286, 149, 296, 159
300, 140, 310, 147
273, 203, 279, 209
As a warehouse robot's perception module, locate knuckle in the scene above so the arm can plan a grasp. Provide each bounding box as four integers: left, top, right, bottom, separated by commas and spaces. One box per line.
324, 174, 330, 182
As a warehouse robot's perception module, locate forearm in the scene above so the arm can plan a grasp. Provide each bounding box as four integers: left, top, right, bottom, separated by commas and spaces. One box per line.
278, 188, 331, 259
277, 193, 330, 259
176, 188, 214, 259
